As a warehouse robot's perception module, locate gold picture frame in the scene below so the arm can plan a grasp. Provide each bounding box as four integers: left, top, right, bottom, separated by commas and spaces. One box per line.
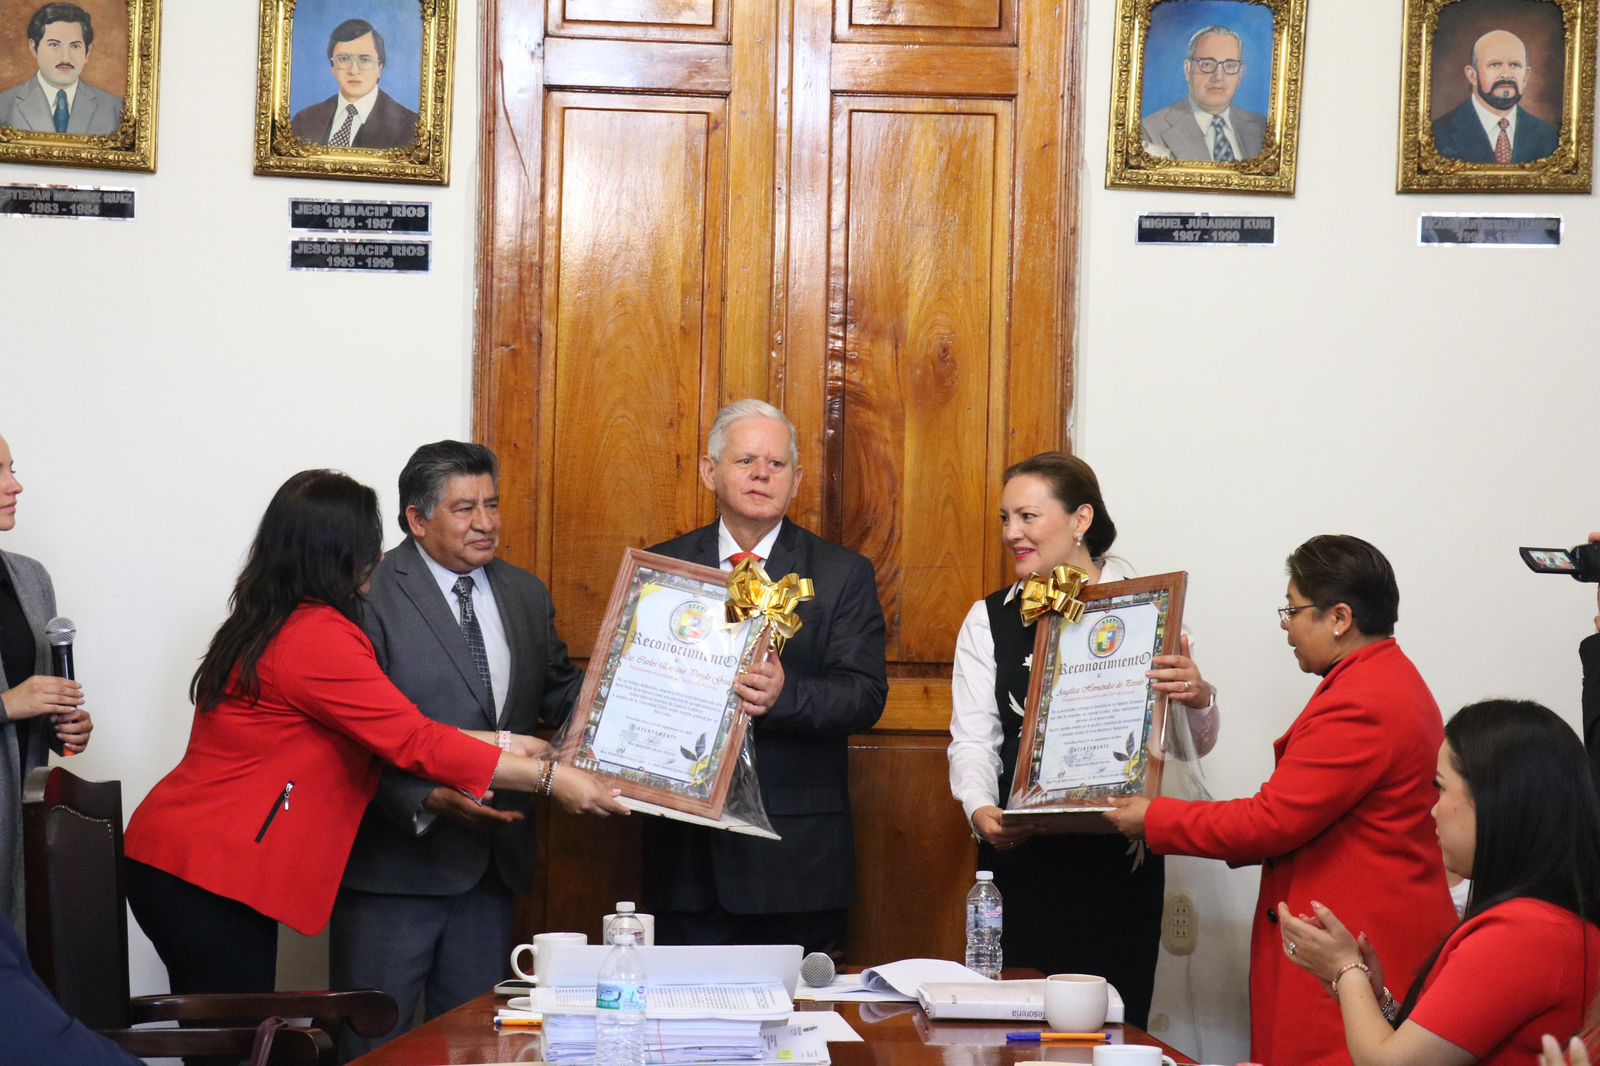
0, 0, 161, 172
1398, 0, 1595, 193
253, 0, 453, 185
1106, 0, 1307, 195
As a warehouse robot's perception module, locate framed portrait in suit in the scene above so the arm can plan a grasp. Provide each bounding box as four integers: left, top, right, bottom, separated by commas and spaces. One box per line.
1398, 0, 1595, 192
0, 0, 160, 172
1106, 0, 1307, 195
253, 0, 454, 184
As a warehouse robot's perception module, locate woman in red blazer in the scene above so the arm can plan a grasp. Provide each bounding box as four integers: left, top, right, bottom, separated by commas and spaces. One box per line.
124, 470, 628, 999
1280, 699, 1600, 1066
1105, 535, 1458, 1066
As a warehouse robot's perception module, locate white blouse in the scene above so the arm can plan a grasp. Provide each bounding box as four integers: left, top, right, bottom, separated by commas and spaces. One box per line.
946, 558, 1219, 824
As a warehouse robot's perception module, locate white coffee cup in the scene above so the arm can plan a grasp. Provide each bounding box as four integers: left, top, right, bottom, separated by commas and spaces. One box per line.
1043, 973, 1109, 1032
602, 909, 656, 946
1092, 1046, 1176, 1066
509, 931, 587, 984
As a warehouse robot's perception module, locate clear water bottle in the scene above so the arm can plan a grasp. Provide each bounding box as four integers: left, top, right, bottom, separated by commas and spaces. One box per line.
605, 900, 648, 946
595, 925, 647, 1066
965, 870, 1003, 979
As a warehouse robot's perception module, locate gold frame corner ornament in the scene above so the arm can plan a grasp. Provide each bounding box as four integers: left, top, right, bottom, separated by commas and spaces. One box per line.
1396, 0, 1595, 194
252, 0, 454, 186
1105, 0, 1307, 196
0, 0, 162, 173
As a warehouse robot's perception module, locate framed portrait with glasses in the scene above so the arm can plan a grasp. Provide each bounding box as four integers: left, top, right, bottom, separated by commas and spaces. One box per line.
1106, 0, 1308, 195
0, 0, 162, 173
253, 0, 454, 184
1397, 0, 1595, 193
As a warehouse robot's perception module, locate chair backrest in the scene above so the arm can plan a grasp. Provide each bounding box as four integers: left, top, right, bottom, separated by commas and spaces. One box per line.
22, 765, 133, 1030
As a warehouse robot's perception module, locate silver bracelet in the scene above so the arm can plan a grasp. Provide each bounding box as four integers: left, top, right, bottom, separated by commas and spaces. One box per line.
1379, 986, 1398, 1023
497, 730, 512, 752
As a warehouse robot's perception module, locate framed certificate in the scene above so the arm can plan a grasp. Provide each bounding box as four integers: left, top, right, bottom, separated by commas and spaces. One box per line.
1003, 572, 1187, 832
558, 549, 768, 820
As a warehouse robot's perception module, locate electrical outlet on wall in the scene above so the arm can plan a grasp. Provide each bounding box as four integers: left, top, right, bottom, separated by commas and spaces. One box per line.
1162, 891, 1197, 955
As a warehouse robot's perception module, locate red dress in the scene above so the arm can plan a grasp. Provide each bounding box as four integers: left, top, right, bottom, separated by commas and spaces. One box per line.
1143, 638, 1458, 1066
1409, 899, 1600, 1065
125, 605, 500, 935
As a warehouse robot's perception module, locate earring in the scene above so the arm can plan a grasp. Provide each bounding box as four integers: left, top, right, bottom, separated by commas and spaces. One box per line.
1333, 629, 1342, 638
1075, 533, 1083, 547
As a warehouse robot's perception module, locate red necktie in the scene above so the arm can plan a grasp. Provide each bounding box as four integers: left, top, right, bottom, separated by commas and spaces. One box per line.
730, 552, 762, 567
1494, 118, 1511, 164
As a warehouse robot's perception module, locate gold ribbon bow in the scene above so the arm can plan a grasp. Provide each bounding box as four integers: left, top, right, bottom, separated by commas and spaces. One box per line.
725, 557, 816, 656
1019, 565, 1089, 626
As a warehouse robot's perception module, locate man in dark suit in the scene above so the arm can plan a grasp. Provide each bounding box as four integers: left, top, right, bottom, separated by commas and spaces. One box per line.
646, 400, 888, 957
289, 17, 418, 149
330, 440, 583, 1058
1432, 29, 1559, 164
0, 914, 140, 1065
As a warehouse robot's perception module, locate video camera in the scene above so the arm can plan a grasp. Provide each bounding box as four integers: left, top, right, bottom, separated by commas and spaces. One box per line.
1520, 543, 1600, 583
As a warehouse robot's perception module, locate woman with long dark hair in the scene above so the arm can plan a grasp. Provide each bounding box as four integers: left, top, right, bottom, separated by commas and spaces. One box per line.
1280, 699, 1600, 1065
124, 470, 628, 997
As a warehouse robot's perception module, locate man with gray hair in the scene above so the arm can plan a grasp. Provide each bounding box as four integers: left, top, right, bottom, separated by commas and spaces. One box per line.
644, 399, 888, 956
329, 439, 588, 1057
1141, 24, 1266, 162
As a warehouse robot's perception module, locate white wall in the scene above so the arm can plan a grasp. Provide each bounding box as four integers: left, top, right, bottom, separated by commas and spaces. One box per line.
0, 3, 483, 996
1079, 3, 1600, 1062
2, 3, 1596, 1061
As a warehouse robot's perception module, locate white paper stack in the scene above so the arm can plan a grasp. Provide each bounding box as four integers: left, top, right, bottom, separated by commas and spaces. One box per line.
542, 1014, 767, 1063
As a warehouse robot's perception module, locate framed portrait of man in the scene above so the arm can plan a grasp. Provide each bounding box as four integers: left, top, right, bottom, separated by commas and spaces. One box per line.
254, 0, 454, 184
1398, 0, 1595, 192
0, 0, 160, 171
1106, 0, 1307, 195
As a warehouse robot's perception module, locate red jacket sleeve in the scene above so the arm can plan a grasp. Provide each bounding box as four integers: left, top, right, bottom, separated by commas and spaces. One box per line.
1145, 691, 1391, 865
268, 608, 499, 797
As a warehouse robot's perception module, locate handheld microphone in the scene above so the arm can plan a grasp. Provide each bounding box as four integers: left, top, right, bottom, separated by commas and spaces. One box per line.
46, 616, 76, 680
800, 951, 836, 988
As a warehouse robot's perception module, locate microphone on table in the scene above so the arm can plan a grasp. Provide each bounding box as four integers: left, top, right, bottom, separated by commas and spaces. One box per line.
46, 616, 76, 680
800, 951, 836, 988
46, 617, 80, 756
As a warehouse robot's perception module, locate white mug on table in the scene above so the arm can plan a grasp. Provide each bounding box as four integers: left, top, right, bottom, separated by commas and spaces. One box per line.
509, 931, 587, 983
1093, 1046, 1176, 1066
1044, 973, 1109, 1032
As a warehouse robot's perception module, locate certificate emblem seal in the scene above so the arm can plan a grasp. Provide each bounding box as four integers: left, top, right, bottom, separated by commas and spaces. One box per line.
669, 600, 712, 644
1089, 615, 1126, 658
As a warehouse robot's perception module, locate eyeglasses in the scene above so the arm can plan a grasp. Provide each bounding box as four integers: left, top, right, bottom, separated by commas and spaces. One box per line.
1277, 604, 1316, 624
332, 53, 379, 71
1190, 57, 1243, 75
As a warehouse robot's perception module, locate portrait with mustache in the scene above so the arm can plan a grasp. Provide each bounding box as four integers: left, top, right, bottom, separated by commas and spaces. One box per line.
0, 2, 124, 135
1430, 27, 1560, 165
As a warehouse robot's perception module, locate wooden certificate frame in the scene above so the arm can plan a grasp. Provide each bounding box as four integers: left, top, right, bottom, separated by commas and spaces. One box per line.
557, 548, 768, 821
1004, 572, 1187, 832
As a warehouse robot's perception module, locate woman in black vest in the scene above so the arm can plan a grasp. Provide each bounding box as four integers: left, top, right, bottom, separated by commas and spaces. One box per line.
947, 451, 1219, 1027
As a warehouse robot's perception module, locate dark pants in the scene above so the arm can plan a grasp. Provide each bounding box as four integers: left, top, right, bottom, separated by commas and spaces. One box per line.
329, 870, 515, 1061
125, 860, 278, 1066
655, 903, 849, 959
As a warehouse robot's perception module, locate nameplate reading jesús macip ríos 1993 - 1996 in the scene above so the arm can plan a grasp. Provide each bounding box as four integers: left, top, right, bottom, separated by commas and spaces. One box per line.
289, 238, 431, 274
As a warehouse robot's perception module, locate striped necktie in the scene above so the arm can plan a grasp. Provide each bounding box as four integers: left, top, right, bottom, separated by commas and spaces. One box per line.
453, 575, 494, 709
1210, 115, 1235, 162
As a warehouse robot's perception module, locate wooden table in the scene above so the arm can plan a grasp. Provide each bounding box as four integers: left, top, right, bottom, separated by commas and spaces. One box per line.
351, 993, 1197, 1066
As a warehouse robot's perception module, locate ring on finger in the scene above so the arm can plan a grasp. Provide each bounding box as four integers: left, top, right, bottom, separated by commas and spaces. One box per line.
1287, 941, 1297, 956
1183, 679, 1192, 690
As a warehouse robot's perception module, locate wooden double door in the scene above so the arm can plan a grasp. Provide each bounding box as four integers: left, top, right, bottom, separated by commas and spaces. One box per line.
476, 0, 1083, 962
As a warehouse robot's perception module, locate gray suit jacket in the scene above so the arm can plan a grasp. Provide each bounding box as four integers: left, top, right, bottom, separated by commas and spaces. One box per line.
0, 550, 56, 927
1141, 99, 1266, 161
0, 79, 122, 135
340, 537, 583, 897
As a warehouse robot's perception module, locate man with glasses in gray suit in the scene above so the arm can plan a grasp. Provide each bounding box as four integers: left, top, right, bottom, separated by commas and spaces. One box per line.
1141, 25, 1266, 162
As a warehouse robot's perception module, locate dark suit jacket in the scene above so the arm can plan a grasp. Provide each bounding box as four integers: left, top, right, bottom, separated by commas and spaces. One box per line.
290, 88, 419, 149
644, 520, 888, 914
0, 914, 140, 1065
341, 537, 583, 897
1582, 633, 1600, 781
1432, 99, 1559, 163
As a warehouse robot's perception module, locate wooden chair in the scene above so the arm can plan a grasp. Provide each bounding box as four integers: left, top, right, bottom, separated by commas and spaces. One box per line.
23, 765, 398, 1062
